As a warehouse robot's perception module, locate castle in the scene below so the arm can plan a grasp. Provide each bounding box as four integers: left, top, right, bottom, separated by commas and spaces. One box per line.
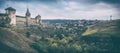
0, 7, 42, 27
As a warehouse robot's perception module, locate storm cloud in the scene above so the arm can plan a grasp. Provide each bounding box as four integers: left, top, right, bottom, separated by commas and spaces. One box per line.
0, 0, 119, 20
0, 0, 120, 9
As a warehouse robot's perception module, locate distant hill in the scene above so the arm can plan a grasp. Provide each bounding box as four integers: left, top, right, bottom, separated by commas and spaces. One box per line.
42, 19, 79, 23
0, 28, 38, 53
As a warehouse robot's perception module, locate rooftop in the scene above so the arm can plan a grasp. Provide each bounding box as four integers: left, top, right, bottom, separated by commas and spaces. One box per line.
5, 7, 16, 11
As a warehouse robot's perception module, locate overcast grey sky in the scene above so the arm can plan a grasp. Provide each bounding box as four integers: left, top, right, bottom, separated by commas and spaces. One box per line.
0, 0, 120, 20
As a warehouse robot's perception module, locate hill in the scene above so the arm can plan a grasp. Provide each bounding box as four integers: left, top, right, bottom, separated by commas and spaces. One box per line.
0, 28, 38, 53
81, 20, 120, 53
0, 19, 120, 53
82, 20, 120, 36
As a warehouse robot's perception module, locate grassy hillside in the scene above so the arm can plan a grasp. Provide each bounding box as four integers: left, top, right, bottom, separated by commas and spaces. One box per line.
0, 28, 38, 53
81, 20, 120, 53
82, 20, 120, 36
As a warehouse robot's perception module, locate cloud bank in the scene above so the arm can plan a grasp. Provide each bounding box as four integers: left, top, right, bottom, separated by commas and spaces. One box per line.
0, 0, 119, 20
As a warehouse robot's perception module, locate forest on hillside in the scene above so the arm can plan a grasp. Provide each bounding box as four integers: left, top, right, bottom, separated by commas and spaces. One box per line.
0, 20, 120, 53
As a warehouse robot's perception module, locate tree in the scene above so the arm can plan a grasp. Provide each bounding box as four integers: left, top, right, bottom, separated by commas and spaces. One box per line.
0, 16, 11, 27
26, 31, 31, 38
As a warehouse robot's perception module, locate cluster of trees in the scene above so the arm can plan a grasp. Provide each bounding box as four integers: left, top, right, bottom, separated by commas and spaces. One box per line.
30, 37, 85, 53
29, 26, 89, 53
0, 17, 10, 27
30, 32, 120, 53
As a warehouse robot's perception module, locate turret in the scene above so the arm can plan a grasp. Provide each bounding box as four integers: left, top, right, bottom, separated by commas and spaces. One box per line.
35, 15, 42, 25
25, 8, 31, 26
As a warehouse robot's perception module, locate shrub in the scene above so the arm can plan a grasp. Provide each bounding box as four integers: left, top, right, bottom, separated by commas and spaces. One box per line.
0, 16, 11, 27
26, 31, 31, 38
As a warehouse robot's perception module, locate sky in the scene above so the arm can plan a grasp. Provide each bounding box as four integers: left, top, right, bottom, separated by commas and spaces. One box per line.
0, 0, 120, 20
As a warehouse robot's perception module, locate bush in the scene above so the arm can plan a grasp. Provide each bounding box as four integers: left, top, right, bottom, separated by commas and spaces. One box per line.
0, 16, 11, 27
26, 31, 31, 38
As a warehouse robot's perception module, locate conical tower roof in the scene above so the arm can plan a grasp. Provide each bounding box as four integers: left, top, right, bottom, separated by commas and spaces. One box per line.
26, 8, 31, 16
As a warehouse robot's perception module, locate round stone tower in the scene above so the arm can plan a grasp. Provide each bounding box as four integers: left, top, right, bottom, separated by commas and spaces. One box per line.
35, 15, 42, 25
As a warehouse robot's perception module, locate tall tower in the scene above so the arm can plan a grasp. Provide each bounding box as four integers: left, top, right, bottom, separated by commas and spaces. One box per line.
25, 8, 31, 26
5, 7, 16, 26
